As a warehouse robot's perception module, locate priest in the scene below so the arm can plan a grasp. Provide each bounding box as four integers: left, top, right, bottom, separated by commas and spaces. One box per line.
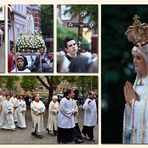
82, 91, 97, 141
30, 93, 45, 139
57, 89, 76, 143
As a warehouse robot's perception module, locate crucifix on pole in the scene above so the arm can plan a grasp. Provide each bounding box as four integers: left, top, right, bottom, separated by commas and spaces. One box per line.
67, 12, 94, 52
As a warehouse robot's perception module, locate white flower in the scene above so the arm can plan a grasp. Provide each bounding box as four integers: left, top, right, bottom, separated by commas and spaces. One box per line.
16, 32, 46, 51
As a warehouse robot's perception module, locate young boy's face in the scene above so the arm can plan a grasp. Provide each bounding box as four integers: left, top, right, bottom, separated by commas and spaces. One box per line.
65, 40, 78, 57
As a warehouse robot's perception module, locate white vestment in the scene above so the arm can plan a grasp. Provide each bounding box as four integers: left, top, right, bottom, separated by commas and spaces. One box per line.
10, 96, 18, 122
0, 100, 15, 129
123, 76, 148, 143
47, 100, 59, 131
83, 98, 97, 126
11, 68, 31, 73
57, 97, 75, 128
0, 95, 5, 124
60, 56, 70, 73
72, 99, 78, 123
17, 99, 26, 128
0, 95, 4, 115
30, 100, 45, 133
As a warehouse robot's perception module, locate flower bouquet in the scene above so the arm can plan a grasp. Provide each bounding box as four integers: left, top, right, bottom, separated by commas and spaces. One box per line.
16, 31, 46, 52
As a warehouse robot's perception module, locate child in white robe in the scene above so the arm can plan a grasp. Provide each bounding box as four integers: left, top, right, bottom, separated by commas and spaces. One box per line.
0, 93, 15, 130
17, 96, 26, 128
10, 92, 18, 123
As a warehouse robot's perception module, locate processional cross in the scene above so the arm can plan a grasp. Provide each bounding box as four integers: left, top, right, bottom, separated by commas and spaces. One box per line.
67, 12, 94, 52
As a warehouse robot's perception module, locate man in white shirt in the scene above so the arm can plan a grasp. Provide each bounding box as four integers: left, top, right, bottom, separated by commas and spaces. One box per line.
82, 91, 97, 141
57, 89, 76, 143
60, 37, 78, 73
32, 47, 47, 72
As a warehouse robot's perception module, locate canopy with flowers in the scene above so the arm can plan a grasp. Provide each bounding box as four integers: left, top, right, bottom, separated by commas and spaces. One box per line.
16, 31, 46, 52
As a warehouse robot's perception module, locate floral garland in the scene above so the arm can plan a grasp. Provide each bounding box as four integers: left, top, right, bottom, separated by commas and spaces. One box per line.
16, 31, 46, 52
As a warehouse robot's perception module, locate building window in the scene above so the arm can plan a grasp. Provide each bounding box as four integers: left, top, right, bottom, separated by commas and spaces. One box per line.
35, 18, 38, 22
0, 5, 4, 20
39, 87, 43, 92
35, 23, 37, 27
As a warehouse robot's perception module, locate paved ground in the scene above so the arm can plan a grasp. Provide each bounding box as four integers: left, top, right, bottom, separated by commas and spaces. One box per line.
0, 42, 5, 73
0, 106, 98, 144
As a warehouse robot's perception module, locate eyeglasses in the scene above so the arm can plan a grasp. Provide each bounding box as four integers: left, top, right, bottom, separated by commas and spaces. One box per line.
68, 43, 77, 48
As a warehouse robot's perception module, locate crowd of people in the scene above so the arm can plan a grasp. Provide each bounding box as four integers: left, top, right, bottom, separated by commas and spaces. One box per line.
8, 47, 53, 73
8, 36, 98, 73
0, 89, 98, 144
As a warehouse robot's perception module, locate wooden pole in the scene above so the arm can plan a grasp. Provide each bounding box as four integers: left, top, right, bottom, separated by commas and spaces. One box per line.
67, 12, 94, 53
8, 5, 17, 72
11, 12, 17, 72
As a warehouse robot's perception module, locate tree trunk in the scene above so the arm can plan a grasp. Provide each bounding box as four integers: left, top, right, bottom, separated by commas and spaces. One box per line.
36, 76, 53, 109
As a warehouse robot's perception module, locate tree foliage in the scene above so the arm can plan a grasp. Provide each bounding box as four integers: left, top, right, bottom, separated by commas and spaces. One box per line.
102, 5, 148, 143
36, 76, 98, 101
41, 5, 53, 38
0, 76, 19, 91
21, 76, 38, 92
61, 76, 98, 93
64, 5, 98, 33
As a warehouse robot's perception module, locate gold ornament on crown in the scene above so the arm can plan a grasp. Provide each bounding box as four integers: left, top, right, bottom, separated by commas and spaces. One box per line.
125, 15, 148, 47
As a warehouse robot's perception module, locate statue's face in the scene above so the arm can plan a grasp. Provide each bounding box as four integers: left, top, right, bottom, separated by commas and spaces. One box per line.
65, 40, 78, 57
132, 51, 147, 74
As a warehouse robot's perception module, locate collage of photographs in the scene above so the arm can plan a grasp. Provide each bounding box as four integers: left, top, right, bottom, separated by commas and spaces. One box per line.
1, 0, 148, 147
0, 3, 99, 145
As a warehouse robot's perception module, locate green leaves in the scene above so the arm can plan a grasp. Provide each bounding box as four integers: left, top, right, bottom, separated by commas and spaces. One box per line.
21, 76, 38, 92
41, 5, 53, 38
0, 76, 19, 91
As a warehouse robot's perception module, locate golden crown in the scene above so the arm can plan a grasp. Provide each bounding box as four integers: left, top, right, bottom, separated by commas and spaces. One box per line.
125, 15, 148, 47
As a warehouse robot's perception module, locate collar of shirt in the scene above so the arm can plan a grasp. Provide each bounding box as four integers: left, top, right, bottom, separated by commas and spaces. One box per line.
66, 55, 74, 62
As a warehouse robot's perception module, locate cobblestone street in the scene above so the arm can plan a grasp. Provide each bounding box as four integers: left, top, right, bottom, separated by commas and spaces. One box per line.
0, 106, 98, 144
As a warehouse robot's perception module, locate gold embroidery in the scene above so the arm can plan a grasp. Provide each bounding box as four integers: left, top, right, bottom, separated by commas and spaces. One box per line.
139, 99, 147, 143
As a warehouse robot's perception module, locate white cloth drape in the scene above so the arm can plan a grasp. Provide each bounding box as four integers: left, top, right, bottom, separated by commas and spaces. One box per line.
17, 100, 26, 128
47, 100, 59, 131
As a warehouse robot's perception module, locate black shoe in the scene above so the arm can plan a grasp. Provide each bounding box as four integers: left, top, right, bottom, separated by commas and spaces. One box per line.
36, 134, 42, 139
31, 132, 37, 136
54, 131, 58, 136
46, 128, 49, 133
90, 139, 95, 142
82, 132, 87, 137
75, 139, 84, 144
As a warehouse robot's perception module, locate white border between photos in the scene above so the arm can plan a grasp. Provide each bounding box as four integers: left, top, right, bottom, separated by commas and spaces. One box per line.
1, 0, 148, 148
